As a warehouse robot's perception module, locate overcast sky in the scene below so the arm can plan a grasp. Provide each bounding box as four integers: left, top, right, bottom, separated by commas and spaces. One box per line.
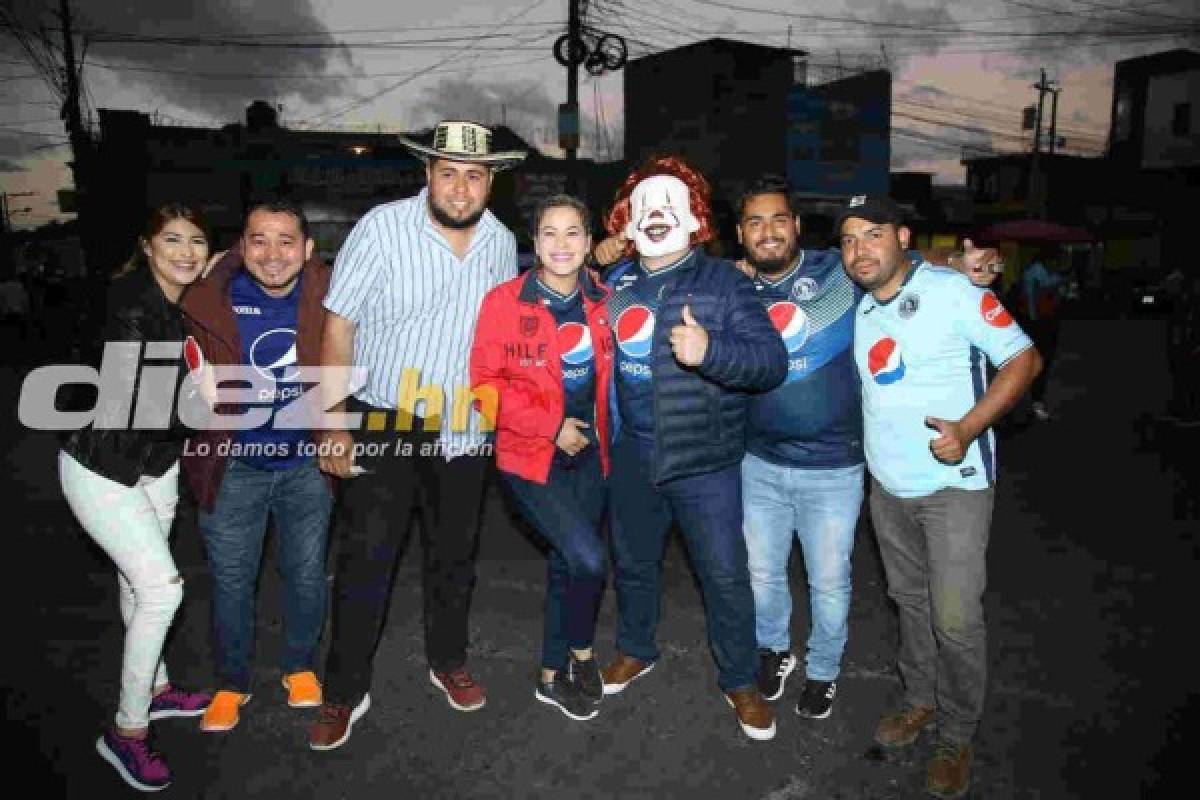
1, 0, 1197, 228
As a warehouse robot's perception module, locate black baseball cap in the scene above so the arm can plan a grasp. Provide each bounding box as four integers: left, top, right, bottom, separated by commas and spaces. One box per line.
835, 194, 905, 232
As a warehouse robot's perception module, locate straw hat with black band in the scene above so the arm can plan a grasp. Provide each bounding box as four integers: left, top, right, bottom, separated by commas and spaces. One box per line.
398, 120, 527, 170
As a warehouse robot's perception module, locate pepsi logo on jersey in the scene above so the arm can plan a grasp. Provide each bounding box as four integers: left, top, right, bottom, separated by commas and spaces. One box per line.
768, 301, 810, 354
868, 337, 906, 384
557, 322, 594, 366
615, 305, 654, 358
249, 328, 301, 383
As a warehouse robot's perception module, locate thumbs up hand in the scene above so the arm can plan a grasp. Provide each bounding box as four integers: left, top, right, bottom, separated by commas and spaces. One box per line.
670, 304, 709, 367
593, 234, 629, 267
950, 238, 1004, 287
925, 416, 970, 464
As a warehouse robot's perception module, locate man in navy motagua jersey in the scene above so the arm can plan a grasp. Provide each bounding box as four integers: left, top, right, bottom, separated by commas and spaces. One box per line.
735, 175, 865, 722
180, 197, 334, 731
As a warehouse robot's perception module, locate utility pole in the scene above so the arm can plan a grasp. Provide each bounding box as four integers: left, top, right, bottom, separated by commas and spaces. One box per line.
1048, 86, 1061, 155
1027, 69, 1058, 220
57, 0, 109, 360
565, 0, 580, 166
59, 0, 84, 158
57, 0, 100, 272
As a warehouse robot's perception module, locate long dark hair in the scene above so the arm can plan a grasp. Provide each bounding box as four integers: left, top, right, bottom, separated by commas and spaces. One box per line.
113, 202, 210, 278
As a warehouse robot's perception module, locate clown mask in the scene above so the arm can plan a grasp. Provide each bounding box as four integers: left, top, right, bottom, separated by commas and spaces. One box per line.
624, 174, 700, 258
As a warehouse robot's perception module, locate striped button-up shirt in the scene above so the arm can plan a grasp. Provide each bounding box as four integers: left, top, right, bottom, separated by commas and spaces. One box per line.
324, 188, 518, 458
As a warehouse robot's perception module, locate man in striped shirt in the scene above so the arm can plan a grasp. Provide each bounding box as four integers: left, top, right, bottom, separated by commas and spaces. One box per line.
309, 121, 524, 751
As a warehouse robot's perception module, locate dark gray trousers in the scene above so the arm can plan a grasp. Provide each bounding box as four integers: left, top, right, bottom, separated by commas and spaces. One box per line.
869, 478, 994, 744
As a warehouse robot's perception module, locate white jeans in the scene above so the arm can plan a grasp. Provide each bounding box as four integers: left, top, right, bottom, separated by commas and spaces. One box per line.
59, 451, 183, 729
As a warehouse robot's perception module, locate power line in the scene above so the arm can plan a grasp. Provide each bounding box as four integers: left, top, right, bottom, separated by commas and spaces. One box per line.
77, 21, 566, 38
1060, 0, 1199, 24
0, 125, 68, 138
894, 97, 1106, 142
880, 32, 1194, 55
83, 53, 551, 81
677, 0, 1195, 35
85, 31, 559, 51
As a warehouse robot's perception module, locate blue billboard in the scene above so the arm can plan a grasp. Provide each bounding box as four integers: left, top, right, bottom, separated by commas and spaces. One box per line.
787, 70, 891, 196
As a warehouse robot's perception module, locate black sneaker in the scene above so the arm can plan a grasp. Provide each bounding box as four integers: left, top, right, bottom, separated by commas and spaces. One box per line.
567, 653, 603, 705
535, 677, 598, 721
756, 650, 797, 701
794, 679, 837, 719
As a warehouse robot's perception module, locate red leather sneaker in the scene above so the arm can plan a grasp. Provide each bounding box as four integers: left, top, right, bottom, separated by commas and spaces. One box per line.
429, 668, 486, 712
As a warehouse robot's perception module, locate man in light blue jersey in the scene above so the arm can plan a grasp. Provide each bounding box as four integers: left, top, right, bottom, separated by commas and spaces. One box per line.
839, 194, 1041, 800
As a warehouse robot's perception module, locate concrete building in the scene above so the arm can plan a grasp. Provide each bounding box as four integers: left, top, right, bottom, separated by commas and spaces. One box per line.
91, 102, 620, 268
959, 49, 1199, 275
623, 38, 805, 244
623, 38, 891, 248
1109, 49, 1200, 172
1105, 49, 1199, 272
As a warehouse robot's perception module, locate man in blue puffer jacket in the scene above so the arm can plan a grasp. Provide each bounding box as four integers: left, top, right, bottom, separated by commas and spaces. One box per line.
598, 156, 787, 741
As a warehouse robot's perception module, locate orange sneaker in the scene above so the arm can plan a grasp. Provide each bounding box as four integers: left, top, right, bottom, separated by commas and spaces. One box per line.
199, 690, 251, 733
282, 671, 323, 708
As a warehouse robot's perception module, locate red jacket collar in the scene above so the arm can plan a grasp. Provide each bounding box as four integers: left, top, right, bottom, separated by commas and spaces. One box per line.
516, 266, 609, 306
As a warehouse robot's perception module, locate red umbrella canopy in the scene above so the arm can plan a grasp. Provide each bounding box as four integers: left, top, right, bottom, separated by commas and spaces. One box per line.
977, 219, 1093, 243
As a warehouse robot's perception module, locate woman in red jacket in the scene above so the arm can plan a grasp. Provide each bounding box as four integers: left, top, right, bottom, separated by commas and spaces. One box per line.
470, 194, 613, 722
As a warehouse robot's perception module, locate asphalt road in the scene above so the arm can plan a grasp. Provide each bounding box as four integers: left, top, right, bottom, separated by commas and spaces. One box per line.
2, 319, 1194, 799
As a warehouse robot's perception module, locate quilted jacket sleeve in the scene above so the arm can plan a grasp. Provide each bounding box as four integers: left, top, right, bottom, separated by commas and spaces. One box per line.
697, 273, 788, 392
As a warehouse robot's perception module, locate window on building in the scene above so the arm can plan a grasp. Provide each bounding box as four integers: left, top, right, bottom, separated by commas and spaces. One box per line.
1114, 85, 1132, 142
1172, 102, 1191, 137
984, 174, 998, 199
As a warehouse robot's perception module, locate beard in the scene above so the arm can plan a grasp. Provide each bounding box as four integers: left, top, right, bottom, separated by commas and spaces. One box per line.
429, 197, 485, 230
746, 240, 798, 277
849, 258, 894, 291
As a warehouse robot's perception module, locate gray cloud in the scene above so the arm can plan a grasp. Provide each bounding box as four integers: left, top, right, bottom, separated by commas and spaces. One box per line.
415, 77, 555, 124
906, 84, 950, 100
0, 158, 27, 172
412, 77, 612, 158
845, 0, 959, 57
2, 0, 353, 123
0, 132, 60, 162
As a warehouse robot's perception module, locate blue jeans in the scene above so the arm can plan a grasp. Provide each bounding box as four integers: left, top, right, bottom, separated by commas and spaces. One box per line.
199, 458, 332, 692
741, 454, 864, 682
609, 435, 758, 692
502, 449, 606, 672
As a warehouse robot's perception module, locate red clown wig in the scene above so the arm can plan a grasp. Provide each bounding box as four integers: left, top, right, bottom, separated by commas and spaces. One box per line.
605, 155, 716, 260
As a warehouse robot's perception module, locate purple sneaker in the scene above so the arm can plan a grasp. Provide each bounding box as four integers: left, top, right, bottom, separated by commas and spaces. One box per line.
148, 684, 212, 720
96, 730, 171, 792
